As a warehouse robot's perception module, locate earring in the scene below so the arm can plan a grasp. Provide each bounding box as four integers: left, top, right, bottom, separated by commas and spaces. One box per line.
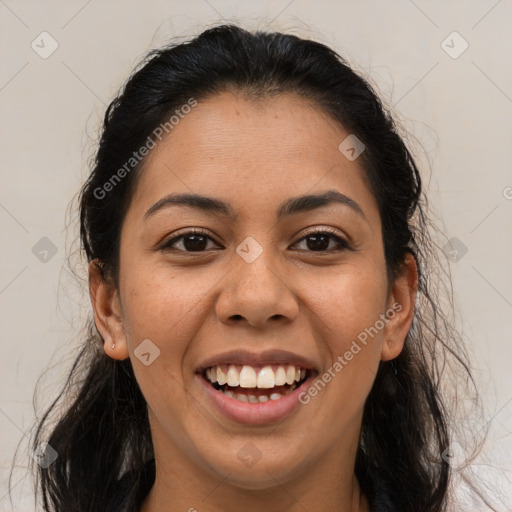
111, 342, 116, 349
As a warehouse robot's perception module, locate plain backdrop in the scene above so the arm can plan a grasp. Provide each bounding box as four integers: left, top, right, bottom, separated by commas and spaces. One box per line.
1, 1, 511, 510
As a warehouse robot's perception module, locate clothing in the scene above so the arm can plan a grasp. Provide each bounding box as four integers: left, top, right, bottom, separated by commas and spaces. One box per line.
107, 458, 395, 512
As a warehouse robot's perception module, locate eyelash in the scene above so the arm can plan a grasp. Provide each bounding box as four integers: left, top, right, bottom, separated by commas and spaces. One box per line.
159, 227, 351, 253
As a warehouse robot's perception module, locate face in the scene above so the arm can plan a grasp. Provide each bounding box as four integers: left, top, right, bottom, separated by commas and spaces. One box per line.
90, 91, 416, 494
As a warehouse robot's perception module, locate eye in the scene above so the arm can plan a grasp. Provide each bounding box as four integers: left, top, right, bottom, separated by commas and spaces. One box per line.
292, 228, 351, 252
159, 229, 221, 252
159, 227, 351, 253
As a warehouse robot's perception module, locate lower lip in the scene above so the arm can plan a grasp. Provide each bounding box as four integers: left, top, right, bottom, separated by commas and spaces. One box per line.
197, 373, 314, 425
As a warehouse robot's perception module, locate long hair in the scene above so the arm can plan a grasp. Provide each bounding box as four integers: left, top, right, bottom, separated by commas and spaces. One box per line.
24, 24, 484, 511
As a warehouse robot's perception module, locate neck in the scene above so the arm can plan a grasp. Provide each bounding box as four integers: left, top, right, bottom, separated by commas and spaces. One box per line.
140, 412, 369, 512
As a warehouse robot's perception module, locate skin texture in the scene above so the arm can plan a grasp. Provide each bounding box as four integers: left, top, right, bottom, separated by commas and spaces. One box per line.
89, 92, 417, 512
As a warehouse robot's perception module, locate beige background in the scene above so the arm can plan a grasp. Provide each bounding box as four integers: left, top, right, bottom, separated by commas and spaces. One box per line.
1, 1, 511, 510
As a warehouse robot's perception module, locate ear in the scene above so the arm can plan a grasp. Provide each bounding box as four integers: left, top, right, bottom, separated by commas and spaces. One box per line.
381, 252, 418, 361
88, 259, 129, 360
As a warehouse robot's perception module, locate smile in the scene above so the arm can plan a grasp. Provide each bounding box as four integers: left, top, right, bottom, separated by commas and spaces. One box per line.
196, 349, 317, 424
204, 364, 309, 402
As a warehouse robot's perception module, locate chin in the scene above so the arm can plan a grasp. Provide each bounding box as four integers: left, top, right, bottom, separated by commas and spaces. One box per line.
203, 451, 303, 491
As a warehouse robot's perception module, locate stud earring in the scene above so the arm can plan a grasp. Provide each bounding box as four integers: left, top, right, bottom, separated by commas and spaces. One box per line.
111, 342, 116, 349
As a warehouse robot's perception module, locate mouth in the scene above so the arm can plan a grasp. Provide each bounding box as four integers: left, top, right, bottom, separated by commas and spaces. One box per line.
196, 349, 318, 424
202, 364, 310, 403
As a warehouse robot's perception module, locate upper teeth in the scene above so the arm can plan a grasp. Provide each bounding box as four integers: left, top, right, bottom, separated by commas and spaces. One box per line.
206, 364, 307, 389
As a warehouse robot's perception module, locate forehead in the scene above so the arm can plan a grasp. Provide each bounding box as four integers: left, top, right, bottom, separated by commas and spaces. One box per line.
127, 92, 379, 223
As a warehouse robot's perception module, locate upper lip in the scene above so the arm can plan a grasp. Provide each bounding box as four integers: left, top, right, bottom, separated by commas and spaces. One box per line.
196, 349, 317, 373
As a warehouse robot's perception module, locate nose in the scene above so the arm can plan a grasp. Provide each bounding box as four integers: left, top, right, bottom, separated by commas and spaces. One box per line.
215, 247, 299, 329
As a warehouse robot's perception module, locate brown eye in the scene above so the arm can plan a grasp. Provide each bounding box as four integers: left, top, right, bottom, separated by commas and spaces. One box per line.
292, 229, 351, 252
160, 230, 220, 252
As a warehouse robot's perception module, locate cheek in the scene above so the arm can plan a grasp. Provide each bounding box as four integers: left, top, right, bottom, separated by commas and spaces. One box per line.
298, 264, 388, 401
120, 264, 207, 347
303, 262, 388, 342
119, 262, 221, 407
119, 268, 211, 427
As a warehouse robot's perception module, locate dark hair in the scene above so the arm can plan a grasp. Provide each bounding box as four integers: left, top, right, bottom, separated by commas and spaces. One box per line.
24, 24, 485, 511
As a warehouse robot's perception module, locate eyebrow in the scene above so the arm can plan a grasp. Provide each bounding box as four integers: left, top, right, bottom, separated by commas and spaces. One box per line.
143, 189, 367, 222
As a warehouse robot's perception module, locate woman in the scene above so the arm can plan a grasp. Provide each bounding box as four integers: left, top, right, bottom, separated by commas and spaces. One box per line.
30, 24, 482, 511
